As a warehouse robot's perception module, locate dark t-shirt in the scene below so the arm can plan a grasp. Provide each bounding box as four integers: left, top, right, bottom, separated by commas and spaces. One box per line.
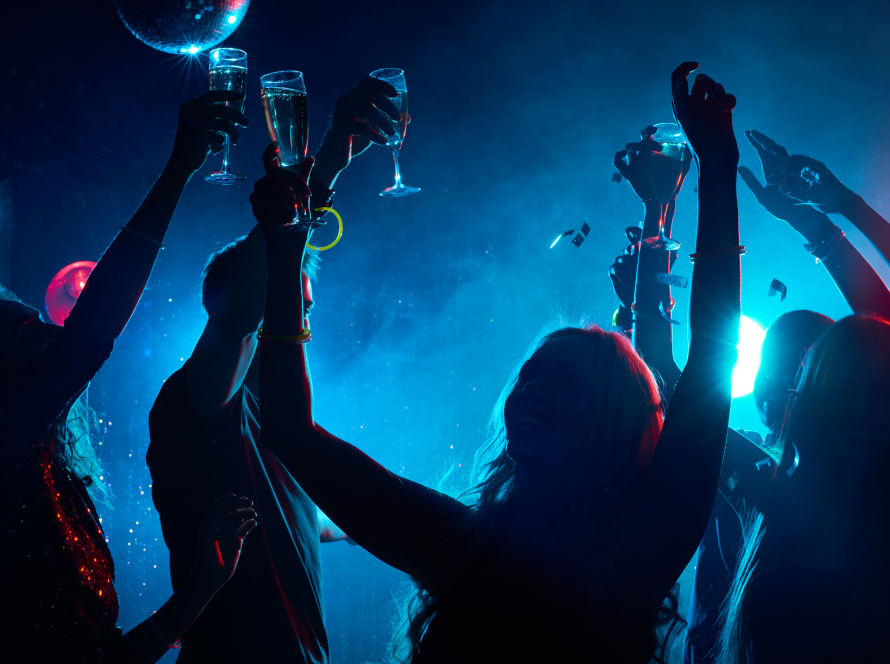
0, 318, 120, 661
147, 363, 327, 664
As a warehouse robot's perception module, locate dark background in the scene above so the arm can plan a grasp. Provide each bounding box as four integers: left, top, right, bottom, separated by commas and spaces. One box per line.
3, 1, 889, 661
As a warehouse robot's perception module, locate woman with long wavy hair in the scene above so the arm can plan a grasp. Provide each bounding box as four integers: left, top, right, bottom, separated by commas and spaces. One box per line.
0, 92, 258, 662
715, 314, 890, 664
252, 61, 742, 663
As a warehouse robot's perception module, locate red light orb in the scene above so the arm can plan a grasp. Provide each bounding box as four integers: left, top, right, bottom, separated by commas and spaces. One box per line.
45, 261, 98, 325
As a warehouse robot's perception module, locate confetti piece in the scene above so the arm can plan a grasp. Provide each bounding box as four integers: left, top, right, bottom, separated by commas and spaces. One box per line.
654, 272, 688, 288
768, 278, 787, 301
549, 230, 575, 249
660, 300, 680, 325
572, 234, 586, 247
611, 171, 623, 183
726, 472, 740, 492
755, 458, 772, 471
580, 222, 591, 237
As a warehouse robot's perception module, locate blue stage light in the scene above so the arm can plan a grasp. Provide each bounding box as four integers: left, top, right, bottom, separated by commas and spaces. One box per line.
732, 315, 766, 398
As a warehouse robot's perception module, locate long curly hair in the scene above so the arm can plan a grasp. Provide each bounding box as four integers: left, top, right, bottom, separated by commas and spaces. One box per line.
715, 314, 890, 664
52, 393, 112, 507
387, 321, 682, 663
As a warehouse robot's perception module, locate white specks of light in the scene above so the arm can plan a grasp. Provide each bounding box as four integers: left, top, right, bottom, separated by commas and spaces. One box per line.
732, 315, 766, 398
228, 15, 237, 23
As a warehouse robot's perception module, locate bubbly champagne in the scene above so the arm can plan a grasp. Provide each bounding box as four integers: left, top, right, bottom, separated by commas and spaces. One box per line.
648, 143, 686, 204
385, 90, 409, 147
261, 88, 309, 168
210, 65, 248, 112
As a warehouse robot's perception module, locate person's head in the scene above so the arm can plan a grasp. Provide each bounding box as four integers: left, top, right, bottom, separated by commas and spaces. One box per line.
780, 314, 890, 469
472, 324, 663, 515
753, 310, 835, 430
0, 283, 109, 505
0, 283, 62, 383
200, 235, 320, 319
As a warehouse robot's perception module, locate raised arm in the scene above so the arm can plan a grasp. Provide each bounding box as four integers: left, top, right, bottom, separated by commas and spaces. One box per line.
186, 77, 403, 416
71, 91, 248, 343
738, 131, 890, 318
779, 153, 890, 271
633, 63, 741, 576
612, 125, 691, 398
251, 145, 464, 577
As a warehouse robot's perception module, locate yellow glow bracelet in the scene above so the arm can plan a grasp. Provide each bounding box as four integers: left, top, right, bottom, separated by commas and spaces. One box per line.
307, 207, 343, 251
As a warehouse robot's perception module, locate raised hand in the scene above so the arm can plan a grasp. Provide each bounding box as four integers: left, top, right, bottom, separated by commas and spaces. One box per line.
778, 154, 852, 215
610, 227, 643, 309
249, 142, 313, 244
316, 76, 403, 176
614, 126, 693, 202
671, 62, 739, 169
193, 494, 257, 592
738, 131, 835, 240
168, 90, 249, 175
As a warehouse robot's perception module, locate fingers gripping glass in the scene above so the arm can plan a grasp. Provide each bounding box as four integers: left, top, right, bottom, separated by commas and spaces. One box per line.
260, 71, 322, 231
370, 69, 420, 197
205, 49, 248, 185
641, 123, 687, 251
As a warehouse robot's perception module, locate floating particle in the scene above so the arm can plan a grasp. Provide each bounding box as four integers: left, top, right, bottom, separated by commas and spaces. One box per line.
654, 272, 688, 288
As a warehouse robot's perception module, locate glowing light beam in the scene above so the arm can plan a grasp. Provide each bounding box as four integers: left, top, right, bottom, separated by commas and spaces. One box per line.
732, 315, 766, 398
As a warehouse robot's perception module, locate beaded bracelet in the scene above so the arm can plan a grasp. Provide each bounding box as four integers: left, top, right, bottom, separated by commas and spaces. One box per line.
120, 226, 164, 249
688, 246, 746, 263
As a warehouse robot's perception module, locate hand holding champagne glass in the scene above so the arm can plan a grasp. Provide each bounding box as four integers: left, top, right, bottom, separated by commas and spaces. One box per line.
260, 70, 320, 231
642, 123, 690, 250
370, 68, 420, 197
205, 48, 249, 184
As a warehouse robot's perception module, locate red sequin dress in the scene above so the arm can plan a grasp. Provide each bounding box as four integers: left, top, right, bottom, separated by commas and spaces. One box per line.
0, 316, 121, 661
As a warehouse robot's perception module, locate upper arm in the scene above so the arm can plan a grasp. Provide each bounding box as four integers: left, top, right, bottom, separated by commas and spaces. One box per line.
187, 322, 257, 417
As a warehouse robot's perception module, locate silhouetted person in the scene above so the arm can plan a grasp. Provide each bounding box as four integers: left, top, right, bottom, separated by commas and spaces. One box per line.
249, 62, 741, 664
147, 77, 401, 664
0, 91, 256, 662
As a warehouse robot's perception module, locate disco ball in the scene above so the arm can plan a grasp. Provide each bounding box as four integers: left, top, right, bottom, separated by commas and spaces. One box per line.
114, 0, 251, 55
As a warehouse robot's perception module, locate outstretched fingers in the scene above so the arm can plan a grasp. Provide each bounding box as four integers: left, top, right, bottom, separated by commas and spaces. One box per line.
671, 61, 699, 121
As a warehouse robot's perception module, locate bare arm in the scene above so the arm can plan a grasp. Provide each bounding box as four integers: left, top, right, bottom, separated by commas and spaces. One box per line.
631, 63, 741, 583
739, 132, 890, 318
72, 91, 248, 344
612, 127, 690, 399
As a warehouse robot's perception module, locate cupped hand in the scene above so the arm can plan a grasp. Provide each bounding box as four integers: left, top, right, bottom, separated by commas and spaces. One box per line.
671, 62, 739, 169
168, 90, 249, 175
193, 494, 257, 592
778, 154, 852, 215
614, 125, 693, 203
249, 142, 313, 244
318, 76, 404, 174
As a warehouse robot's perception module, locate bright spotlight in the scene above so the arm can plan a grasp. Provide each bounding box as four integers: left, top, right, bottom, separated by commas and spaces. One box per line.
228, 15, 237, 23
732, 315, 766, 398
188, 45, 199, 54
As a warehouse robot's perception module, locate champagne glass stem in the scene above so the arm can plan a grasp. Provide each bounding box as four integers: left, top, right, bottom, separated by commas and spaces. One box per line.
392, 147, 403, 188
658, 201, 668, 242
222, 136, 231, 175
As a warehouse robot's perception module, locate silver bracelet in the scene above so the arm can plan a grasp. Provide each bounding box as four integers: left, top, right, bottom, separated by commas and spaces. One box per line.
120, 226, 165, 249
149, 612, 181, 649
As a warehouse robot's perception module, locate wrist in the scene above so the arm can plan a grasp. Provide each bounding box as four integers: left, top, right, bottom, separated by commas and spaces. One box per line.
162, 157, 198, 183
312, 142, 345, 189
184, 568, 222, 604
836, 189, 864, 220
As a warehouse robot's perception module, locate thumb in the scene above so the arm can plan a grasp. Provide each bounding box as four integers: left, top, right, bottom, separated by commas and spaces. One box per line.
738, 166, 766, 201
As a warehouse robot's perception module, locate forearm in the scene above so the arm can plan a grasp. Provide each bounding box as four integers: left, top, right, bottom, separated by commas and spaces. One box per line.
118, 572, 216, 664
633, 202, 681, 393
838, 193, 890, 269
687, 167, 741, 372
821, 236, 890, 318
71, 166, 191, 342
310, 140, 345, 191
259, 247, 313, 448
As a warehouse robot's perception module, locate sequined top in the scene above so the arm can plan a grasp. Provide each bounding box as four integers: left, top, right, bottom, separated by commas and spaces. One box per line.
0, 316, 120, 662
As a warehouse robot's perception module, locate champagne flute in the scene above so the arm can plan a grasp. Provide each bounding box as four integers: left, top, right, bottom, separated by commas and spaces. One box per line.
641, 123, 687, 251
370, 68, 420, 197
205, 48, 248, 185
260, 71, 320, 231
